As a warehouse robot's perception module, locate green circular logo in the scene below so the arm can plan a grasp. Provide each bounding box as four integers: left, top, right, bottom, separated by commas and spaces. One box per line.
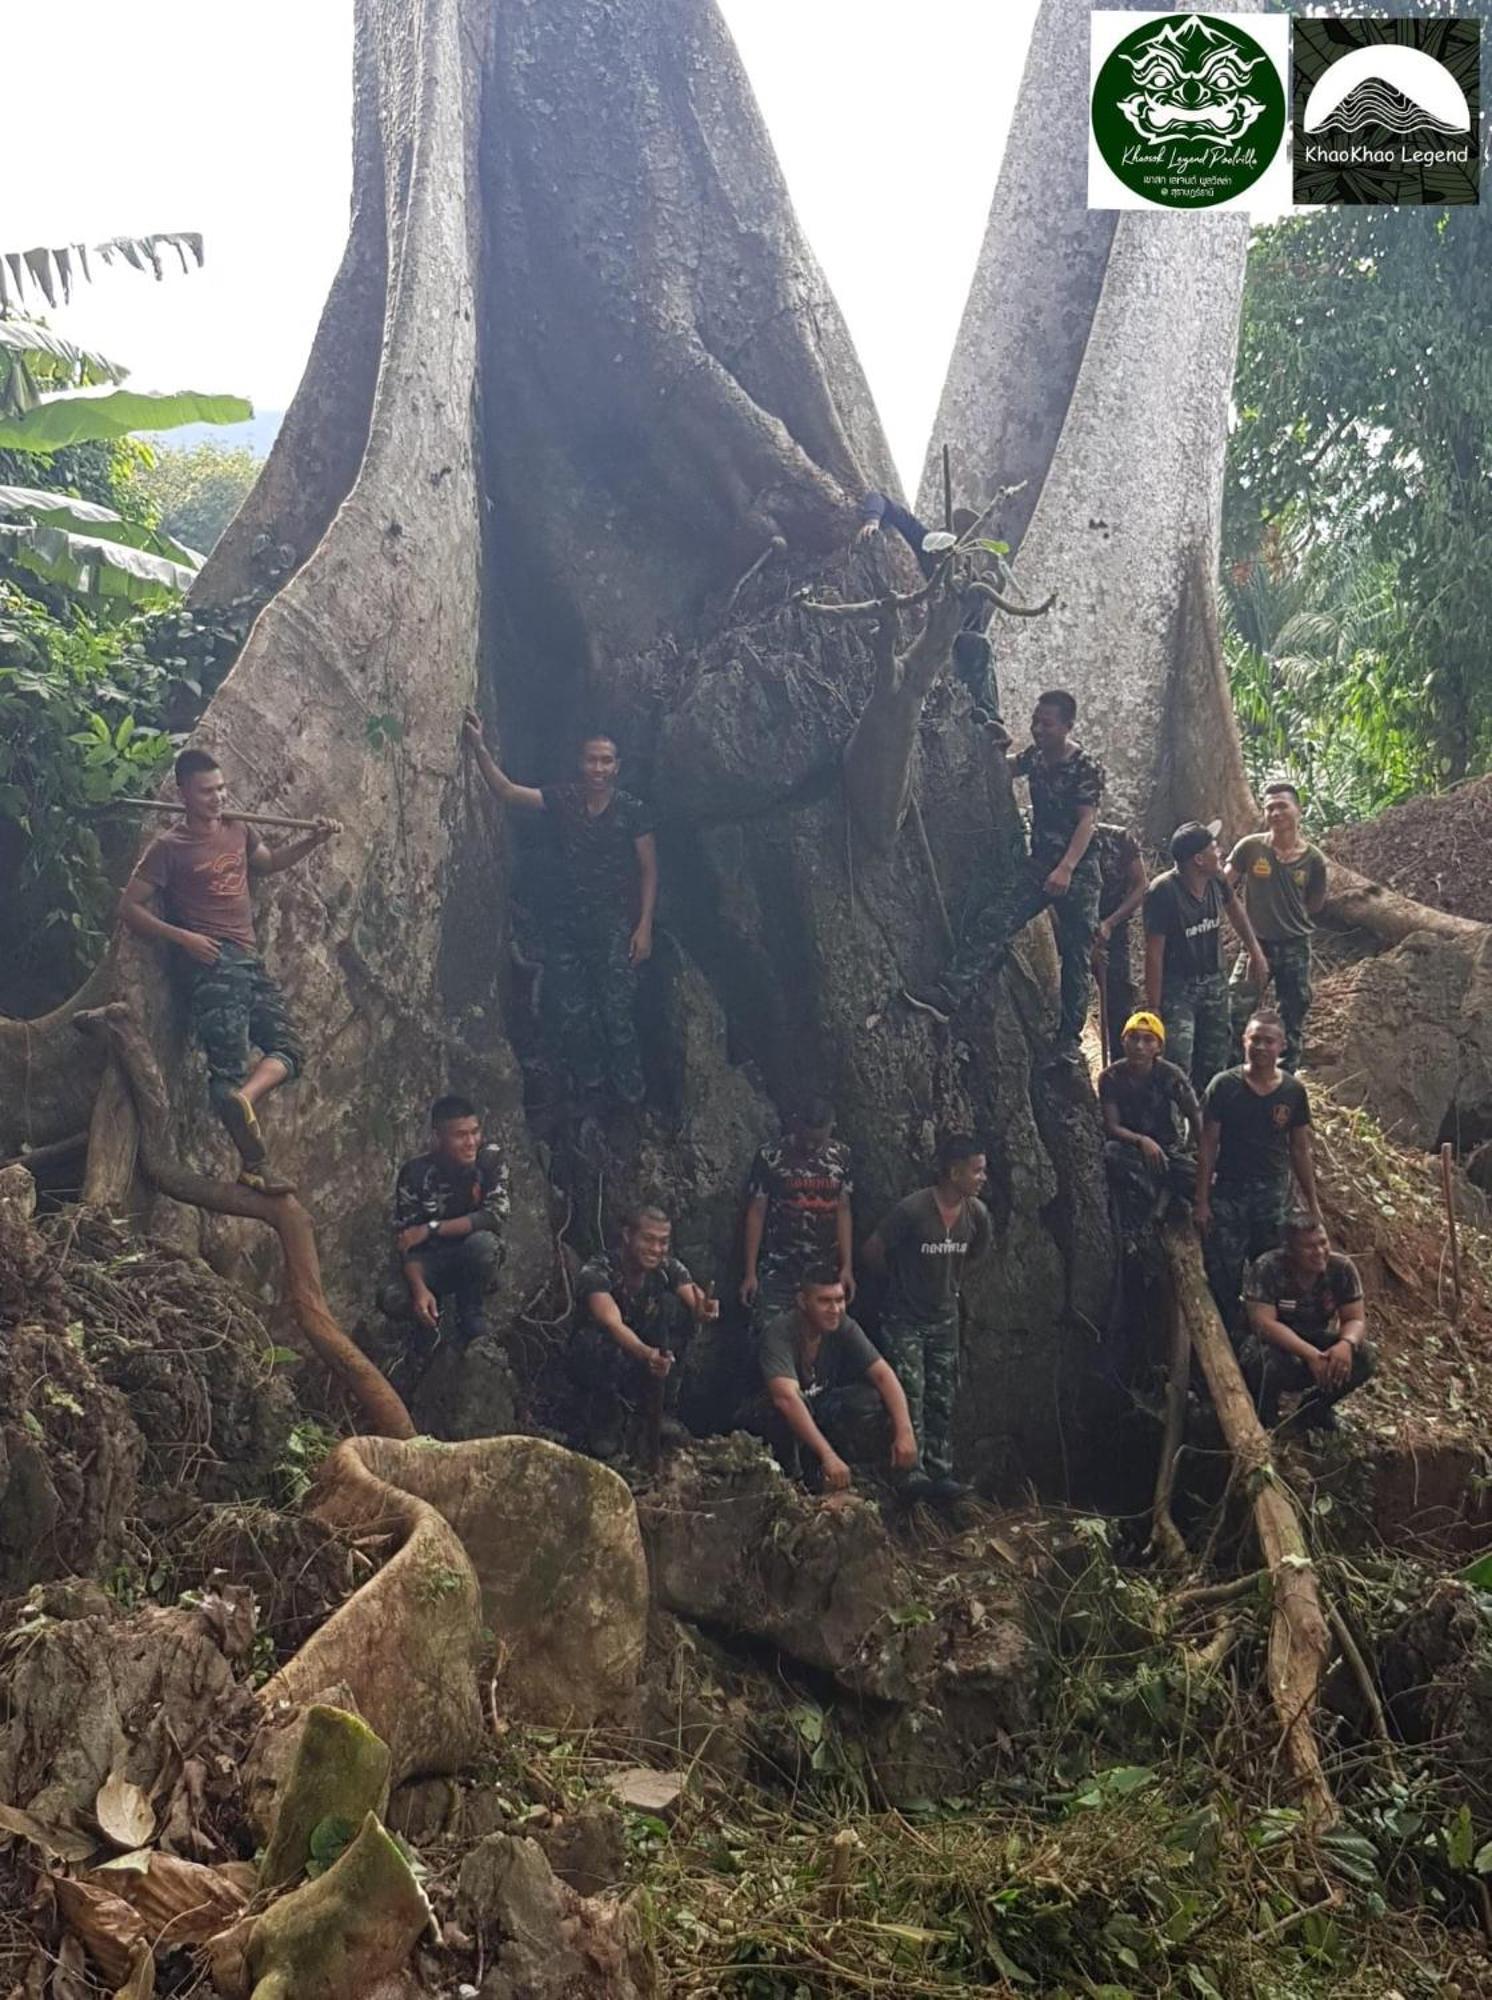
1092, 11, 1285, 209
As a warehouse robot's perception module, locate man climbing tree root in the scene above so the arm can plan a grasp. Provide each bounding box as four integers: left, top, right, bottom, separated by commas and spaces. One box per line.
74, 1001, 414, 1441
1161, 1223, 1336, 1829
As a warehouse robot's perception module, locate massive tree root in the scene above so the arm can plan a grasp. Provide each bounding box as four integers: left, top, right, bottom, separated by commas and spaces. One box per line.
262, 1435, 647, 1785
1162, 1226, 1336, 1827
74, 1001, 413, 1441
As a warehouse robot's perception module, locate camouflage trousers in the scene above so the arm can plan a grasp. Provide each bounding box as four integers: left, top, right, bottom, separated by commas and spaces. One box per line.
185, 943, 303, 1118
1230, 937, 1313, 1072
1103, 1139, 1196, 1240
948, 849, 1101, 1044
1204, 1177, 1291, 1330
878, 1311, 960, 1480
546, 920, 644, 1105
567, 1296, 691, 1452
378, 1233, 505, 1346
1236, 1331, 1376, 1428
735, 1382, 889, 1483
1160, 969, 1231, 1094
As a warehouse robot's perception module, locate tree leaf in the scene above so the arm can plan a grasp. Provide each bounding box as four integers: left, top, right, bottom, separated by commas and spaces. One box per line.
0, 387, 252, 455
0, 1800, 98, 1862
95, 1772, 155, 1851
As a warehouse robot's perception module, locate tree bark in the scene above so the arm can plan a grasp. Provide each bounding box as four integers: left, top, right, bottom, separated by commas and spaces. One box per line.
1322, 858, 1488, 948
1163, 1226, 1336, 1827
921, 0, 1261, 846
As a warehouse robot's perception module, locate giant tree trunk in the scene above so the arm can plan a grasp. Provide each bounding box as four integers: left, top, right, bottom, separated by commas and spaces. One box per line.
920, 0, 1260, 846
0, 0, 1111, 1485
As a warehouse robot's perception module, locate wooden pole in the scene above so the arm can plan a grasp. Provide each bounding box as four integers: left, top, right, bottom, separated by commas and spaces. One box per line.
106, 799, 327, 835
1096, 947, 1112, 1067
941, 442, 953, 533
1441, 1142, 1464, 1326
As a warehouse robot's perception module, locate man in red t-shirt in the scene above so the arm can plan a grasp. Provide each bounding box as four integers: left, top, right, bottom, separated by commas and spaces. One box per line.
121, 748, 339, 1192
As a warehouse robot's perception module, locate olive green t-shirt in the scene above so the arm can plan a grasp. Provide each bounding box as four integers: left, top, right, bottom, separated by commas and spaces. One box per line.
1227, 835, 1327, 943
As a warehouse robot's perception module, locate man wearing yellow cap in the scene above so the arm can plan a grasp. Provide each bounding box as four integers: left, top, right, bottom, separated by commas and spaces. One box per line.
1098, 1011, 1203, 1241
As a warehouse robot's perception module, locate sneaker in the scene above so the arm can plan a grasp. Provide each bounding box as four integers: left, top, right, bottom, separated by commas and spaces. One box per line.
220, 1088, 265, 1166
902, 984, 954, 1026
237, 1162, 296, 1197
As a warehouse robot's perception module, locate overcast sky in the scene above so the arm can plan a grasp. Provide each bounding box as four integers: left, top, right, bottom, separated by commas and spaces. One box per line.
8, 0, 1041, 492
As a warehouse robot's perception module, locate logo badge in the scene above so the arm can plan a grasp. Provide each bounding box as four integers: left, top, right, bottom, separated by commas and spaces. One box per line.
1090, 12, 1288, 210
1293, 18, 1480, 205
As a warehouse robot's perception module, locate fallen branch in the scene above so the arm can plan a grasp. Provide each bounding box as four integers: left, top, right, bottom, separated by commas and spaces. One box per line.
1321, 857, 1488, 949
963, 577, 1059, 619
73, 1000, 414, 1440
1162, 1223, 1336, 1828
1149, 1287, 1191, 1568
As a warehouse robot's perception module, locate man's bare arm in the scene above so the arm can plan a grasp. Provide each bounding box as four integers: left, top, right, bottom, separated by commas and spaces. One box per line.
1144, 931, 1166, 1012
462, 709, 545, 811
248, 820, 340, 875
1290, 1127, 1321, 1218
767, 1375, 842, 1474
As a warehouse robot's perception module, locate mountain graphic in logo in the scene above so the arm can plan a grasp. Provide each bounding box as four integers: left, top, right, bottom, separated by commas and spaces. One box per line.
1291, 17, 1480, 207
1303, 44, 1472, 136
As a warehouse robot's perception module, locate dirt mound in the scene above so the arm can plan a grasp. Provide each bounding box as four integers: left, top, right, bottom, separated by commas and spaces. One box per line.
1326, 775, 1492, 925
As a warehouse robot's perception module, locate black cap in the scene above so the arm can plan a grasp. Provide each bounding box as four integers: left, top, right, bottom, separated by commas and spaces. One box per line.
1171, 818, 1222, 865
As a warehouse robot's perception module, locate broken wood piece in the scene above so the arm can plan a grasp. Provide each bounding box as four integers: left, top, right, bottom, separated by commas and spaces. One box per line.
606, 1768, 686, 1821
257, 1705, 392, 1891
244, 1811, 429, 2000
1162, 1224, 1336, 1828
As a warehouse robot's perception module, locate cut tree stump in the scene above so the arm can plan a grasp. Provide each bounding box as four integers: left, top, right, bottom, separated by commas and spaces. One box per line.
1162, 1224, 1337, 1828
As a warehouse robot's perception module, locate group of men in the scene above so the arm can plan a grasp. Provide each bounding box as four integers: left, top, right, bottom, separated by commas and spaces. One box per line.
121, 617, 1374, 1479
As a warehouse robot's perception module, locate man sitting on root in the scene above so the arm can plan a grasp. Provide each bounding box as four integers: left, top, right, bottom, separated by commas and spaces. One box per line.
569, 1204, 719, 1461
1098, 1010, 1201, 1245
119, 747, 339, 1194
736, 1268, 919, 1493
1240, 1214, 1376, 1432
384, 1094, 510, 1362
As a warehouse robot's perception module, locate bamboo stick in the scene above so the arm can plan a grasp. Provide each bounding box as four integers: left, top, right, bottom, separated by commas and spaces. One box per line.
106, 798, 330, 835
1440, 1141, 1463, 1326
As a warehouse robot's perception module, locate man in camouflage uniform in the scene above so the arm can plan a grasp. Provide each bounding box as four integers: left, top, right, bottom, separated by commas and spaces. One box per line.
382, 1094, 511, 1366
464, 712, 657, 1105
1144, 821, 1269, 1093
120, 747, 338, 1193
568, 1205, 719, 1459
863, 1135, 992, 1504
1091, 823, 1147, 1064
1196, 1011, 1322, 1328
1225, 782, 1328, 1073
740, 1096, 854, 1333
909, 691, 1104, 1066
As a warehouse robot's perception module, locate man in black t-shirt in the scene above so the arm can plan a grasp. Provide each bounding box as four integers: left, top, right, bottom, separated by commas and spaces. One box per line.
1145, 820, 1268, 1092
463, 712, 657, 1104
735, 1269, 919, 1491
863, 1135, 993, 1502
1239, 1216, 1376, 1430
380, 1095, 510, 1358
568, 1204, 719, 1459
1098, 1011, 1201, 1239
1196, 1010, 1321, 1326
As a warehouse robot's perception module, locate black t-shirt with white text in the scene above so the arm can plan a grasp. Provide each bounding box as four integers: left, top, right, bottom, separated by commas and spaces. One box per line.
876, 1187, 992, 1322
1145, 868, 1237, 984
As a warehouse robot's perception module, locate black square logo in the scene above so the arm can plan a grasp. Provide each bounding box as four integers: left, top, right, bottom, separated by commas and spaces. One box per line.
1292, 17, 1480, 205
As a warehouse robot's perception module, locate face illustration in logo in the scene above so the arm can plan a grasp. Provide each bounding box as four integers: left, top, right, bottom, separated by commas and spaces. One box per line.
1115, 13, 1269, 150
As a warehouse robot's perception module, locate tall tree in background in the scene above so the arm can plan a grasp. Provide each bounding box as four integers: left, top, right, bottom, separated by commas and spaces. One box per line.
1227, 176, 1490, 783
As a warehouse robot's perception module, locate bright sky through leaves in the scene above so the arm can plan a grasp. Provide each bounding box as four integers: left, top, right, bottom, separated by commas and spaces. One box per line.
7, 0, 1040, 492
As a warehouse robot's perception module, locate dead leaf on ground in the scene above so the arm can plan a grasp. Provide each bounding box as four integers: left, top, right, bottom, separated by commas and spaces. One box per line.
52, 1875, 145, 1986
95, 1774, 154, 1853
112, 1944, 155, 2000
48, 1931, 89, 2000
86, 1849, 251, 1948
0, 1802, 97, 1864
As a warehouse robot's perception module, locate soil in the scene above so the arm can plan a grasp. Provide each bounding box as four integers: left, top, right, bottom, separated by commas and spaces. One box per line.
1326, 775, 1492, 925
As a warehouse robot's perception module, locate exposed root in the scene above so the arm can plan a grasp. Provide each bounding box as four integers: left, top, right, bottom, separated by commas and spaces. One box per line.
73, 1001, 413, 1441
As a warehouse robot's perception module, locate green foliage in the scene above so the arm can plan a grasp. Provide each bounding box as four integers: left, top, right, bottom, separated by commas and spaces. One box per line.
1228, 173, 1492, 786
0, 318, 126, 418
0, 385, 252, 456
0, 479, 201, 606
1222, 533, 1436, 826
274, 1418, 342, 1507
127, 440, 260, 555
0, 583, 177, 1001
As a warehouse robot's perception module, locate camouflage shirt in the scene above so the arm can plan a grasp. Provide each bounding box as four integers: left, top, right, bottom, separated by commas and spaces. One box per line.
1091, 823, 1143, 919
576, 1249, 693, 1339
540, 784, 653, 926
1012, 742, 1106, 858
747, 1139, 853, 1281
393, 1144, 510, 1238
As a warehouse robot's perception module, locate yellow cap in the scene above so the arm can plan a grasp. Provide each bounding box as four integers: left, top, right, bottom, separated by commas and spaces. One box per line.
1122, 1010, 1166, 1044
